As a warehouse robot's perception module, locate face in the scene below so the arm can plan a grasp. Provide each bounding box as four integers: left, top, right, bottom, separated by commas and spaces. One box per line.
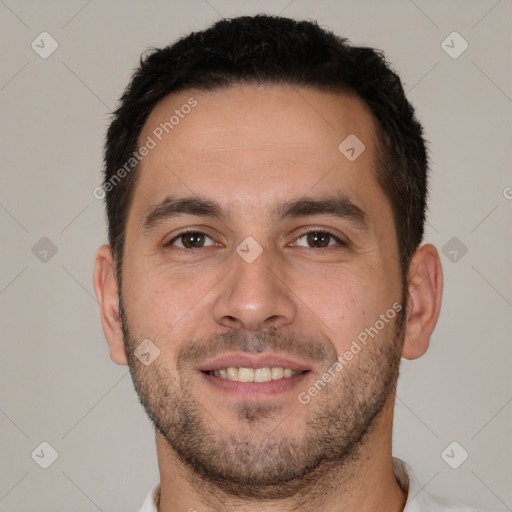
119, 84, 406, 498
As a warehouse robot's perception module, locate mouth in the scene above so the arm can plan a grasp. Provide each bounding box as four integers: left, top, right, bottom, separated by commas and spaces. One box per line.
198, 353, 312, 398
203, 366, 305, 382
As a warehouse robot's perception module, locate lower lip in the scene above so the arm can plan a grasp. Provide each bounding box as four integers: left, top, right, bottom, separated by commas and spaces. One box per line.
200, 371, 310, 399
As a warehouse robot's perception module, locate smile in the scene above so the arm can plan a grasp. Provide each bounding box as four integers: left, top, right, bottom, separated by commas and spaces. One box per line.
204, 367, 304, 382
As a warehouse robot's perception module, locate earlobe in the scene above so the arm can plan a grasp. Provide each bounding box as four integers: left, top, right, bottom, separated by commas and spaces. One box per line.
401, 243, 443, 360
93, 245, 128, 366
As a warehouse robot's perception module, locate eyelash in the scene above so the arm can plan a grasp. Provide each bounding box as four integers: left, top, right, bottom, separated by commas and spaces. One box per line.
165, 228, 347, 250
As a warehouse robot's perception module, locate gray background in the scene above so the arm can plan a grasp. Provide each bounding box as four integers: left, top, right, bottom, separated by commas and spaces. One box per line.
1, 0, 511, 510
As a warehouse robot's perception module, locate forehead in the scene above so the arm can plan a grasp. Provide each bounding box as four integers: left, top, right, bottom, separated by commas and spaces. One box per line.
129, 83, 387, 225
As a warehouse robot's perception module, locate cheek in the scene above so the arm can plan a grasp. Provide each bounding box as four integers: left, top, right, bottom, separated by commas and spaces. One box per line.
286, 267, 370, 345
122, 259, 222, 342
290, 264, 398, 351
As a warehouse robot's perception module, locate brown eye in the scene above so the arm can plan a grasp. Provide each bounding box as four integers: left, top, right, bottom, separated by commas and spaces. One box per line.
167, 231, 215, 249
294, 231, 345, 249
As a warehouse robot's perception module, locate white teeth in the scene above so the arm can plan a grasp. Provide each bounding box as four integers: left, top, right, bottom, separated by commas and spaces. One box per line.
209, 366, 302, 382
271, 367, 284, 380
227, 367, 238, 381
238, 367, 254, 382
254, 367, 271, 382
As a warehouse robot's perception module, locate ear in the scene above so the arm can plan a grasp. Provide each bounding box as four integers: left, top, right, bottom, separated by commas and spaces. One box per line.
402, 243, 443, 360
93, 245, 128, 365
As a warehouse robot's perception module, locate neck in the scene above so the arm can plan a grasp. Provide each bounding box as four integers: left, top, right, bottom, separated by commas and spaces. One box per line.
155, 397, 407, 512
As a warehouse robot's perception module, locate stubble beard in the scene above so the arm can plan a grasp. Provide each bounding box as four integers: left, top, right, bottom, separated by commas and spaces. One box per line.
120, 298, 406, 500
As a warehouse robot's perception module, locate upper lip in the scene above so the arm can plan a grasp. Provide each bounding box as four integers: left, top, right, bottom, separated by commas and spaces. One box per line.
198, 353, 312, 372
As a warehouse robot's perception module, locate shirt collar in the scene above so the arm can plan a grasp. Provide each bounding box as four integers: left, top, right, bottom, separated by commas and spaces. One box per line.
137, 458, 464, 512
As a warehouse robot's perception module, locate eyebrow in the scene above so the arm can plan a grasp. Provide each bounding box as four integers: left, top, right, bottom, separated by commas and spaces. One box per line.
141, 193, 369, 235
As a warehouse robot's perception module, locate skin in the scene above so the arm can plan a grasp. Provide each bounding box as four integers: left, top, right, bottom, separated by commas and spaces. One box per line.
94, 84, 443, 511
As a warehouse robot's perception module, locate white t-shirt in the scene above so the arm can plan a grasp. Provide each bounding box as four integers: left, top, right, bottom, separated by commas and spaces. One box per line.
137, 459, 484, 512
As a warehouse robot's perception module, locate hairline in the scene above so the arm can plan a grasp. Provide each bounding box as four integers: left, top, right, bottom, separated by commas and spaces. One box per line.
114, 81, 405, 288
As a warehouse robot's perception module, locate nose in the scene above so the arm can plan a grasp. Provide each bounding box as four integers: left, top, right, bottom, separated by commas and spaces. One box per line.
212, 244, 297, 331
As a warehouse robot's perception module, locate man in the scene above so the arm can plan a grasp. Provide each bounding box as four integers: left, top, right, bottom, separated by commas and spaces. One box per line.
93, 14, 482, 512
